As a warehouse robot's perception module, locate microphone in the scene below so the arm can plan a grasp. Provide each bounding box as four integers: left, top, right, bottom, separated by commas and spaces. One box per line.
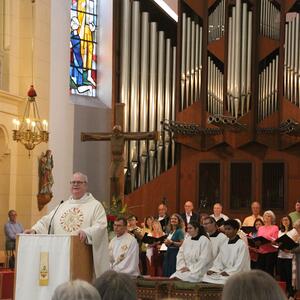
48, 200, 64, 234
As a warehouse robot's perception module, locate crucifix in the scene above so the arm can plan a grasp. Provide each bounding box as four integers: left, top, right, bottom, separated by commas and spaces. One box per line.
81, 103, 158, 204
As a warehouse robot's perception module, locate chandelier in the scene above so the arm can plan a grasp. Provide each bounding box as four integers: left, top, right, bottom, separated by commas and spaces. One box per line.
12, 0, 49, 155
12, 85, 49, 154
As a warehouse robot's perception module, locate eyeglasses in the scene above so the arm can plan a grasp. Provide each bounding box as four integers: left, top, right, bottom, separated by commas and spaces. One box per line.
70, 181, 86, 185
203, 222, 213, 226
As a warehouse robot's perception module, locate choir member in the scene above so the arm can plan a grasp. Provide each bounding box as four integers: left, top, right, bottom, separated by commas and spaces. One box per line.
203, 219, 250, 284
170, 222, 213, 282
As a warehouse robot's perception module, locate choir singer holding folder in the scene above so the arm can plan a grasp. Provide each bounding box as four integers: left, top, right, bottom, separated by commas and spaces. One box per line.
23, 172, 110, 277
256, 210, 279, 277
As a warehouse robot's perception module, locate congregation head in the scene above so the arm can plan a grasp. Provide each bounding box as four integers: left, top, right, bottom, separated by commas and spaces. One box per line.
144, 216, 154, 229
158, 203, 167, 217
213, 203, 223, 215
295, 200, 300, 212
184, 201, 194, 214
70, 172, 88, 199
293, 219, 300, 233
279, 215, 293, 232
168, 213, 185, 231
202, 216, 217, 234
253, 218, 264, 230
152, 219, 163, 233
187, 221, 208, 240
223, 219, 240, 239
263, 210, 276, 225
113, 217, 127, 237
127, 215, 138, 227
52, 279, 101, 300
222, 270, 287, 300
8, 210, 17, 222
251, 201, 261, 215
93, 270, 136, 300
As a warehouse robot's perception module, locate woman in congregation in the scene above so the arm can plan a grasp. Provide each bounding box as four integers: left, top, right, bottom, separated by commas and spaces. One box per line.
163, 213, 185, 277
277, 215, 294, 298
170, 222, 213, 282
256, 210, 279, 276
146, 219, 165, 276
248, 218, 264, 269
140, 216, 154, 275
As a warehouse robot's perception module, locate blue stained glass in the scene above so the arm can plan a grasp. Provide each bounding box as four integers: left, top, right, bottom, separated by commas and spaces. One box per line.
70, 0, 98, 97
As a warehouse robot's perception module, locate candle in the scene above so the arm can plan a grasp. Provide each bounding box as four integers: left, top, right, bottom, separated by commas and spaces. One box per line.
26, 118, 31, 129
42, 120, 48, 131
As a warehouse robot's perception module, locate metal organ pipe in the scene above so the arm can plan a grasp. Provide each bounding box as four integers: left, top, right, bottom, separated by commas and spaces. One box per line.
129, 1, 140, 191
149, 22, 158, 181
139, 12, 150, 185
156, 31, 165, 176
171, 46, 176, 166
181, 13, 186, 110
258, 55, 279, 121
120, 0, 131, 174
226, 2, 252, 119
118, 0, 178, 191
164, 39, 172, 171
284, 13, 300, 106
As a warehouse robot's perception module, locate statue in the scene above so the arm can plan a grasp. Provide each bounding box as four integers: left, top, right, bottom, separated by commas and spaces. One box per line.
81, 125, 158, 203
37, 150, 54, 210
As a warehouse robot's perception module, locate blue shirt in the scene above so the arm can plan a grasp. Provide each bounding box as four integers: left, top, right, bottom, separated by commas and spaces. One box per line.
4, 221, 23, 241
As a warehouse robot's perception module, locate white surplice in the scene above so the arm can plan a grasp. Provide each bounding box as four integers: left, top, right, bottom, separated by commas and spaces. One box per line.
31, 192, 109, 277
109, 232, 140, 276
203, 236, 250, 284
209, 231, 228, 259
170, 235, 213, 282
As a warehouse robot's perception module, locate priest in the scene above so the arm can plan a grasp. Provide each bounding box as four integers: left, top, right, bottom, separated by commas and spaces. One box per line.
108, 217, 140, 276
202, 219, 250, 285
24, 172, 109, 277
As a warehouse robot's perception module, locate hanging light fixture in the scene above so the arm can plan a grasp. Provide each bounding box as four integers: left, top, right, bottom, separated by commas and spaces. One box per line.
12, 0, 49, 155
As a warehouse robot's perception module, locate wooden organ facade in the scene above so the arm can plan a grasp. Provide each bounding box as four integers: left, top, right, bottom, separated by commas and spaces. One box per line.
112, 0, 300, 220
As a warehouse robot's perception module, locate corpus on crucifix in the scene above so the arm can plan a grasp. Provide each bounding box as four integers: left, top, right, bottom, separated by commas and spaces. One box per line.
81, 124, 158, 203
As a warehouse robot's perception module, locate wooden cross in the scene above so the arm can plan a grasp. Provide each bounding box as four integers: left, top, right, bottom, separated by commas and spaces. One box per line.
81, 103, 158, 204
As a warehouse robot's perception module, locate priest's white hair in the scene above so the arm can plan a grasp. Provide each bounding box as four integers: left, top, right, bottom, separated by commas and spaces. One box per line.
73, 172, 88, 183
52, 279, 100, 300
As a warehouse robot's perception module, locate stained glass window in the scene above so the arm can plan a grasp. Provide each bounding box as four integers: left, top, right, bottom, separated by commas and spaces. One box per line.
70, 0, 97, 97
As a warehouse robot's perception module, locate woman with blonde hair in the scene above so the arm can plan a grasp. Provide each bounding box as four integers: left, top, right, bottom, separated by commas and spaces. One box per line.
162, 213, 185, 277
256, 210, 279, 276
147, 219, 165, 276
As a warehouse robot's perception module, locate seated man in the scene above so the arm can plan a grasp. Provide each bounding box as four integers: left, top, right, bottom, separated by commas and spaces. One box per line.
210, 203, 229, 224
202, 219, 250, 285
242, 201, 263, 226
180, 201, 199, 227
109, 217, 140, 276
203, 216, 228, 259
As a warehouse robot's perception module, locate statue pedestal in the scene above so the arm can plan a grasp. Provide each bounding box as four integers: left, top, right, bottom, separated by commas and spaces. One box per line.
37, 193, 53, 211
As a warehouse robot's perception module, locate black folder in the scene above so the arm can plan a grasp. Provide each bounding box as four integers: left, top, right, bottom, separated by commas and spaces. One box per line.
275, 234, 299, 251
241, 226, 256, 234
247, 236, 271, 248
141, 233, 168, 244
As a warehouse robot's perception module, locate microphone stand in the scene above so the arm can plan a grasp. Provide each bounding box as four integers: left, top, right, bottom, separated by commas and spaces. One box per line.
48, 200, 64, 234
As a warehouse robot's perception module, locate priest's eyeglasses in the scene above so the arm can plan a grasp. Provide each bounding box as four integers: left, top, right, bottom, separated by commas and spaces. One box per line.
70, 181, 86, 185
